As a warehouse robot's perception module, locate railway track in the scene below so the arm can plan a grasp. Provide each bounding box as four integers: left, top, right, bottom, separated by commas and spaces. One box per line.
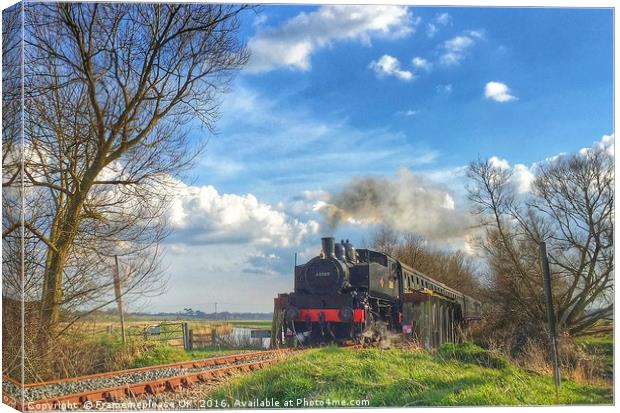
2, 349, 290, 411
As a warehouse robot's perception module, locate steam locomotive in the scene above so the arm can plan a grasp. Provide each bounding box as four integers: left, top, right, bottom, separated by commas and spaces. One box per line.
272, 237, 481, 348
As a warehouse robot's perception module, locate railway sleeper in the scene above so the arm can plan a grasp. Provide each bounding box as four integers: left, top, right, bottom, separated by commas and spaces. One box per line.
165, 378, 183, 392
146, 381, 167, 395
103, 389, 125, 402
127, 383, 148, 397
181, 376, 197, 387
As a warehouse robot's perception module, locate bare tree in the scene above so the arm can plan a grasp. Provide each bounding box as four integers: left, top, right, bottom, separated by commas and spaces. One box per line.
368, 227, 481, 298
467, 147, 613, 341
2, 3, 25, 380
3, 2, 250, 337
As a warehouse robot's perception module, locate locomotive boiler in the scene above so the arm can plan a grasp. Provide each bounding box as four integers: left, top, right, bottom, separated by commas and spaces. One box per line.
272, 237, 481, 348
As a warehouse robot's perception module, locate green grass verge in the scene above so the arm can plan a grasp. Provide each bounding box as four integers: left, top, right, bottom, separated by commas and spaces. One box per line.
576, 332, 613, 378
208, 344, 612, 407
85, 333, 259, 369
130, 343, 250, 368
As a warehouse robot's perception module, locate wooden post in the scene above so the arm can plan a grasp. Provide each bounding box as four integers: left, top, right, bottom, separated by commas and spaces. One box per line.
272, 297, 282, 349
113, 255, 126, 344
211, 327, 217, 346
181, 322, 190, 350
539, 242, 561, 397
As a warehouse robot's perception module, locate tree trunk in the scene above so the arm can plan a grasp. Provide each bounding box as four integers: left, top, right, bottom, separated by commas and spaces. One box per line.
39, 166, 100, 333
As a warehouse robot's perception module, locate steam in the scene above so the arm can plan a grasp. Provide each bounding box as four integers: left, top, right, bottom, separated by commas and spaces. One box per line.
319, 168, 474, 242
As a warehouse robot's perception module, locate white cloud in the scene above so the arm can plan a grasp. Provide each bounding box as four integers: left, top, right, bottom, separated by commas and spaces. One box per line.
489, 156, 510, 170
247, 5, 415, 72
369, 54, 413, 81
484, 81, 517, 103
439, 31, 484, 66
411, 56, 432, 72
487, 133, 614, 194
167, 183, 319, 247
580, 133, 614, 157
513, 164, 536, 193
488, 157, 533, 193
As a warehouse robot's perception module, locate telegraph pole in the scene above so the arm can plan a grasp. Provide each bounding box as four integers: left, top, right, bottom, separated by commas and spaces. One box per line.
539, 242, 561, 397
113, 255, 126, 344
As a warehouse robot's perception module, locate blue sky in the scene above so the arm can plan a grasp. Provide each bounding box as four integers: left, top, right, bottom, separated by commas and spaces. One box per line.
143, 5, 613, 313
192, 6, 612, 197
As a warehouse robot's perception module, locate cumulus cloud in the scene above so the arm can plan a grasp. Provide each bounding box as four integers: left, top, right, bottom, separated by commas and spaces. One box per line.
440, 30, 484, 65
247, 5, 415, 72
513, 164, 536, 193
283, 190, 331, 217
317, 167, 475, 242
488, 156, 510, 170
580, 133, 614, 157
488, 156, 536, 193
484, 81, 517, 102
411, 56, 432, 72
167, 183, 319, 247
369, 55, 413, 81
487, 134, 614, 193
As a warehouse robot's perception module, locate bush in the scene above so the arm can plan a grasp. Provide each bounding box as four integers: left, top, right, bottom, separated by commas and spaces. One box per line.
130, 341, 188, 367
437, 342, 509, 369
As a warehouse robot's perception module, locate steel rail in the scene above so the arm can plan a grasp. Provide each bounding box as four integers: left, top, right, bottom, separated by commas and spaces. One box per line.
3, 349, 291, 411
6, 350, 271, 389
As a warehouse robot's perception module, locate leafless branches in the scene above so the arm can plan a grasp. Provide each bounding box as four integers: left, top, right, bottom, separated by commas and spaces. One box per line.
368, 227, 482, 298
467, 147, 613, 343
5, 2, 249, 335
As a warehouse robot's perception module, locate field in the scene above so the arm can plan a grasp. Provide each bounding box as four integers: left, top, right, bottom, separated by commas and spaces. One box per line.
80, 317, 273, 331
22, 319, 271, 382
226, 320, 272, 330
208, 344, 613, 406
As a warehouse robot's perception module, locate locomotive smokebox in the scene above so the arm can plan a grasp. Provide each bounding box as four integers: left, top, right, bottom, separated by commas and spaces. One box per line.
321, 237, 335, 258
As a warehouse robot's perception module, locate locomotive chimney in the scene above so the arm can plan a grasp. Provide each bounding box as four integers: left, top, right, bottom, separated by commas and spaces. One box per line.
321, 237, 335, 258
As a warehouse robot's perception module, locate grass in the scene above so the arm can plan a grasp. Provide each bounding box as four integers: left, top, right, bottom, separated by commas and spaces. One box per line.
208, 344, 612, 407
576, 332, 613, 378
73, 331, 262, 372
45, 318, 271, 378
226, 320, 272, 330
130, 342, 251, 368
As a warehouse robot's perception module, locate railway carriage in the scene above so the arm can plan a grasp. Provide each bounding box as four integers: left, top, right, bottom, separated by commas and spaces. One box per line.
272, 237, 481, 348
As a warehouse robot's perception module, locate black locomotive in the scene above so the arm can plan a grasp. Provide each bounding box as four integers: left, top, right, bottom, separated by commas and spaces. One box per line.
272, 237, 481, 348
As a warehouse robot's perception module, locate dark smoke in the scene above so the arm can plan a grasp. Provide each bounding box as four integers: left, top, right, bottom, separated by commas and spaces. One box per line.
319, 168, 474, 242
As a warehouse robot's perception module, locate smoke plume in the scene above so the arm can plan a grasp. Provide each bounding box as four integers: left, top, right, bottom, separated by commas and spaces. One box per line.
319, 168, 474, 242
